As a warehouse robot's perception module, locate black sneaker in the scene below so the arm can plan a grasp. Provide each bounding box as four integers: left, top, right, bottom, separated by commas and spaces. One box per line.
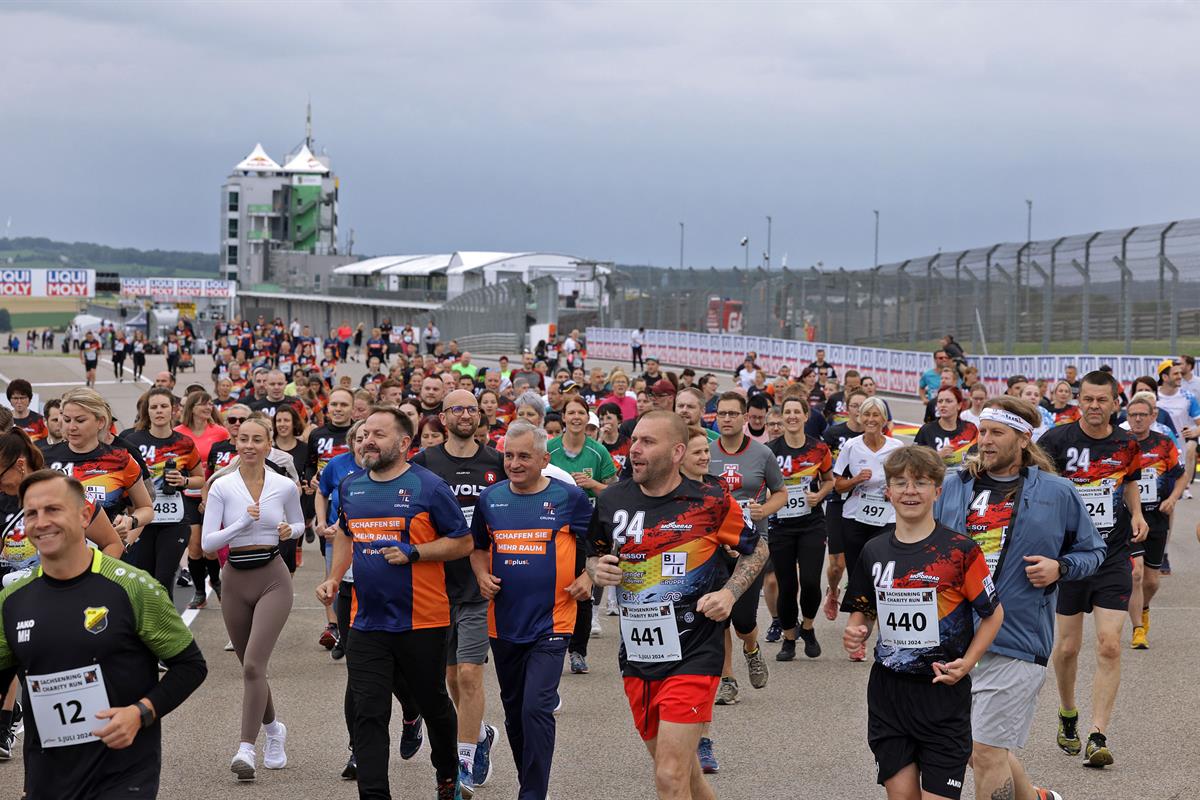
341, 752, 357, 780
798, 626, 821, 658
331, 643, 346, 661
305, 526, 316, 544
775, 638, 796, 662
400, 715, 424, 760
765, 617, 782, 643
176, 571, 193, 588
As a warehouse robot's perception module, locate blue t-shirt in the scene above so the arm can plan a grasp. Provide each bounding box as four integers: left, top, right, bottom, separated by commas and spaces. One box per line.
918, 368, 941, 398
319, 451, 361, 526
338, 463, 469, 633
471, 478, 593, 643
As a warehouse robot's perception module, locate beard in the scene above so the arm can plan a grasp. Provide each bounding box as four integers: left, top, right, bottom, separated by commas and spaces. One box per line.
363, 442, 401, 471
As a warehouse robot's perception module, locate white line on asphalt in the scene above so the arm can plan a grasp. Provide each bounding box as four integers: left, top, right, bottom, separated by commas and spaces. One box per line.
180, 588, 213, 628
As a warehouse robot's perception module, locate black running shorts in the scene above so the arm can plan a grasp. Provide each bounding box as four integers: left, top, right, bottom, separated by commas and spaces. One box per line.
867, 663, 971, 800
1056, 555, 1133, 615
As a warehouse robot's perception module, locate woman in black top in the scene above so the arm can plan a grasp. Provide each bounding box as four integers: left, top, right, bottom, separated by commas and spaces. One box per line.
272, 405, 311, 574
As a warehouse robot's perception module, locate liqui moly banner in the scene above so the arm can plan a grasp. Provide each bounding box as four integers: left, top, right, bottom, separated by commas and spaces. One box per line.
0, 268, 95, 298
586, 327, 1166, 397
120, 278, 237, 299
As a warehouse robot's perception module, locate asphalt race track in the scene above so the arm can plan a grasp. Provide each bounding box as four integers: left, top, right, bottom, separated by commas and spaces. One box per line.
1, 351, 1198, 799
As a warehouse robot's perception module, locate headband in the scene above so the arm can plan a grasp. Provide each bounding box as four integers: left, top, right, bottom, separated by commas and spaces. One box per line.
979, 407, 1034, 435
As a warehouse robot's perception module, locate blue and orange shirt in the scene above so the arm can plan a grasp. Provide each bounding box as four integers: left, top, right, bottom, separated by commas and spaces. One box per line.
472, 478, 593, 643
338, 464, 469, 633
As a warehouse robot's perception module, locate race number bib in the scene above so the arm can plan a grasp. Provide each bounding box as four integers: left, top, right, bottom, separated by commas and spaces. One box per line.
84, 485, 106, 507
153, 494, 184, 524
875, 587, 939, 649
27, 665, 110, 748
777, 481, 812, 519
1137, 468, 1159, 505
619, 602, 682, 663
854, 489, 891, 527
1078, 484, 1114, 529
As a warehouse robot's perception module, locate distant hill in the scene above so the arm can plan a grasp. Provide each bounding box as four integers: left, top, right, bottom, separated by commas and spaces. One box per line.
0, 237, 217, 277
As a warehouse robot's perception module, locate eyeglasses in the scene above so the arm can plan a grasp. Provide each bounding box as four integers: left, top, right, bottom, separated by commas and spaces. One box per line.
226, 417, 247, 424
446, 405, 479, 416
715, 410, 743, 418
1126, 412, 1152, 419
887, 478, 937, 490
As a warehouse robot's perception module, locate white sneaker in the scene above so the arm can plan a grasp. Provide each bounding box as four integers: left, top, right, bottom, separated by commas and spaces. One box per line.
264, 721, 287, 769
1185, 488, 1193, 500
552, 695, 562, 715
231, 749, 256, 781
224, 639, 234, 652
590, 607, 602, 637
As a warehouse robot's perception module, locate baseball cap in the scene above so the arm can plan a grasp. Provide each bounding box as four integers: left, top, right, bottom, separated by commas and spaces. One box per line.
587, 411, 600, 428
1157, 358, 1175, 375
651, 379, 677, 397
559, 379, 581, 393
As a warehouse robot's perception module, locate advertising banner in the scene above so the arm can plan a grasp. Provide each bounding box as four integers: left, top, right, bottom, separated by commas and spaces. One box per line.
120, 278, 237, 299
0, 268, 95, 298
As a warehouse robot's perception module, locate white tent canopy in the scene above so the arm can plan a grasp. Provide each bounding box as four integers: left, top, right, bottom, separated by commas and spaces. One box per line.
234, 143, 281, 173
281, 144, 329, 174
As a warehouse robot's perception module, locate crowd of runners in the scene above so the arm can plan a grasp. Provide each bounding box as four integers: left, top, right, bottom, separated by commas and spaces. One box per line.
0, 315, 1196, 800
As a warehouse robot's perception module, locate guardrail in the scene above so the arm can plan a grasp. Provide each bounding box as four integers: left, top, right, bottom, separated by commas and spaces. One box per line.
586, 326, 1170, 397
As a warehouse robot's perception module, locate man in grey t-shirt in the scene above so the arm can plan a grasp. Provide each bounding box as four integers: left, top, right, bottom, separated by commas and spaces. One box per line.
707, 391, 786, 701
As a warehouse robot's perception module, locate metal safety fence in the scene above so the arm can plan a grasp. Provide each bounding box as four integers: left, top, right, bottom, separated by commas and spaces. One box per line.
602, 217, 1200, 355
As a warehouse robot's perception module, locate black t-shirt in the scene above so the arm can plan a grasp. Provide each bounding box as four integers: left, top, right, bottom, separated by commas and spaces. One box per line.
1038, 422, 1141, 562
841, 523, 998, 676
278, 440, 311, 482
306, 422, 352, 477
767, 436, 833, 529
0, 552, 203, 800
961, 472, 1021, 578
410, 443, 506, 605
589, 477, 758, 681
581, 386, 610, 407
206, 440, 238, 476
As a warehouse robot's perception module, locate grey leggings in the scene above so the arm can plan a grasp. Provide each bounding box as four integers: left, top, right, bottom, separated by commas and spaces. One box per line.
221, 555, 293, 744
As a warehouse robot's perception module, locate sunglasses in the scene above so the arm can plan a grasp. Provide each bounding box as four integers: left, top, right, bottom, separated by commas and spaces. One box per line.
226, 416, 247, 424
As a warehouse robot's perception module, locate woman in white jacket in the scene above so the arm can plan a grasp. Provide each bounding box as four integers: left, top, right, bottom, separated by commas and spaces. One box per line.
202, 412, 304, 782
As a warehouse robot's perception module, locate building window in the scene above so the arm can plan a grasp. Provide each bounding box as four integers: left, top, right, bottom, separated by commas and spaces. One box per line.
227, 245, 238, 265
314, 272, 321, 287
228, 191, 239, 211
228, 219, 238, 239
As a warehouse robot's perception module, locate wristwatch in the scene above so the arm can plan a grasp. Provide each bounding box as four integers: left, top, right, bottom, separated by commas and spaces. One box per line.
407, 546, 421, 564
1056, 559, 1069, 580
135, 700, 155, 729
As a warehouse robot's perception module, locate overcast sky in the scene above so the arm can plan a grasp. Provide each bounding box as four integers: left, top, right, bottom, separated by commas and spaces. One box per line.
3, 1, 1198, 270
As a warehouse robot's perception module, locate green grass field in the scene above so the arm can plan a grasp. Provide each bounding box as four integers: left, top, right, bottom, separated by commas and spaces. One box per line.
9, 311, 76, 330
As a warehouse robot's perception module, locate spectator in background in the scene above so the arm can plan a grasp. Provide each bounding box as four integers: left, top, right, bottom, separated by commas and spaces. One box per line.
807, 348, 837, 381
917, 349, 951, 403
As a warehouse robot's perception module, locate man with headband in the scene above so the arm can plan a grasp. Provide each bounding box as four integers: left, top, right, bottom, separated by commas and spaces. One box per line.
935, 396, 1104, 800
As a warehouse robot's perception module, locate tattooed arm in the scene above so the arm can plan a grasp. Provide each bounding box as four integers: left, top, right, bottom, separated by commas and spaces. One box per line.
696, 537, 768, 621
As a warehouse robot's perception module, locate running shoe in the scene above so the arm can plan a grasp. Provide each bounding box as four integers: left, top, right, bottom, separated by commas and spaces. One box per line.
570, 651, 589, 674
605, 596, 619, 616
436, 777, 464, 800
176, 570, 193, 588
744, 646, 769, 688
458, 761, 476, 799
799, 626, 822, 658
187, 591, 207, 610
341, 753, 357, 780
1184, 488, 1193, 500
305, 526, 316, 544
224, 639, 235, 652
823, 587, 840, 621
765, 617, 782, 643
590, 607, 602, 637
331, 643, 346, 660
1160, 553, 1172, 575
1131, 626, 1148, 650
1032, 788, 1063, 800
263, 721, 287, 769
319, 623, 338, 650
1084, 732, 1113, 768
472, 724, 497, 786
715, 676, 739, 705
231, 749, 256, 781
1142, 607, 1151, 633
776, 638, 796, 662
400, 715, 424, 760
697, 737, 719, 774
553, 695, 563, 715
0, 726, 14, 761
1057, 708, 1081, 756
11, 700, 21, 737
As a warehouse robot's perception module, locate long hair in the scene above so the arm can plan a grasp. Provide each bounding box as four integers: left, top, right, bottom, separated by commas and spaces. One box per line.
134, 387, 177, 431
0, 428, 44, 479
963, 396, 1057, 478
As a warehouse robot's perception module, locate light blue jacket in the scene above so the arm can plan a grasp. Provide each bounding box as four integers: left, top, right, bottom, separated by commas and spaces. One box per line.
935, 466, 1106, 665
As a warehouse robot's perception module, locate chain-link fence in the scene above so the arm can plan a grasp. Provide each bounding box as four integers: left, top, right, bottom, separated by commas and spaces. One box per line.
604, 217, 1200, 355
437, 277, 539, 341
